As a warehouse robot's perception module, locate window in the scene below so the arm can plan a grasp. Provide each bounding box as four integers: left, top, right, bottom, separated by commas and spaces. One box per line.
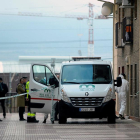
125, 24, 133, 43
62, 64, 112, 84
123, 17, 133, 44
123, 17, 126, 43
33, 65, 46, 85
33, 65, 55, 86
46, 67, 53, 85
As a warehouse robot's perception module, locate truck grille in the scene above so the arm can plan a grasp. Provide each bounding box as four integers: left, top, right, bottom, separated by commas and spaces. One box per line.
70, 97, 104, 107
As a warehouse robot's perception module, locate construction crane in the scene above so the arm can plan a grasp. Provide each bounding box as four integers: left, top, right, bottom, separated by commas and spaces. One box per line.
0, 3, 95, 56
65, 3, 94, 57
88, 3, 94, 57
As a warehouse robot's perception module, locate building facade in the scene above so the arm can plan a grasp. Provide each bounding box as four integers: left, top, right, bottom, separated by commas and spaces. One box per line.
113, 0, 140, 120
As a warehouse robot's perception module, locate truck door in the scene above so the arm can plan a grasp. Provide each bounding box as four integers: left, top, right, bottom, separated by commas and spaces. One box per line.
29, 64, 59, 114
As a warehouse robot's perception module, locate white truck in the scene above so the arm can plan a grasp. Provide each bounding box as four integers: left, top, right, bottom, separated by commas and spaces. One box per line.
29, 57, 121, 124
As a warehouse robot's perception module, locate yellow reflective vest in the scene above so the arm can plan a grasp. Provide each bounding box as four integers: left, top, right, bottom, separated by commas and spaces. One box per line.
26, 81, 29, 98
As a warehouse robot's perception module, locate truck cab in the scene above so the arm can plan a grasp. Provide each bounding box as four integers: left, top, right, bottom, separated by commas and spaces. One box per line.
29, 58, 121, 124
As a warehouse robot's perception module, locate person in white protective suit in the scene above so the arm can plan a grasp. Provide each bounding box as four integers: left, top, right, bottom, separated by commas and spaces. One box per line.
42, 75, 59, 124
42, 104, 58, 124
115, 74, 129, 119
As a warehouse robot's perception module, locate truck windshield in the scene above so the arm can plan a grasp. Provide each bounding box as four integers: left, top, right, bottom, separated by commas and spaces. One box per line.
61, 64, 112, 84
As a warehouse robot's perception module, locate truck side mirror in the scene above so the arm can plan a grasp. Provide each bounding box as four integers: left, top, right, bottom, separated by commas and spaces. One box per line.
114, 77, 122, 87
49, 76, 59, 88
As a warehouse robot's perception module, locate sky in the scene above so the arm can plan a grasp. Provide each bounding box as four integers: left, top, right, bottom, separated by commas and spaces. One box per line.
0, 0, 103, 16
0, 0, 113, 63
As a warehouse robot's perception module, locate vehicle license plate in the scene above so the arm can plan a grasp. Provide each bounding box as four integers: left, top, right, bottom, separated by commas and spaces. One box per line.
79, 108, 95, 112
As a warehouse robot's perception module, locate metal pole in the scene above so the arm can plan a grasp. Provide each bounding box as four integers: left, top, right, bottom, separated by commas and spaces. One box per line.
51, 58, 55, 73
14, 96, 15, 113
51, 87, 54, 123
9, 72, 12, 113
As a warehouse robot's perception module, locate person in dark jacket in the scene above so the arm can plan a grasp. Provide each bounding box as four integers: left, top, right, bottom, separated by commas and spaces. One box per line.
0, 78, 8, 118
17, 78, 26, 121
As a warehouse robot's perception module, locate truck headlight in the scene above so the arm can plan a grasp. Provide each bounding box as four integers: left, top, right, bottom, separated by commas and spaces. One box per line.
61, 89, 71, 103
103, 88, 112, 103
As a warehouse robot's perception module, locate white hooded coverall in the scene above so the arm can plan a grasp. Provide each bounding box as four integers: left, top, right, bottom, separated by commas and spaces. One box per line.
115, 75, 129, 116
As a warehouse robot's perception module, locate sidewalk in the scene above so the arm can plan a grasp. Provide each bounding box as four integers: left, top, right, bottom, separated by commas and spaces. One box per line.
0, 113, 140, 140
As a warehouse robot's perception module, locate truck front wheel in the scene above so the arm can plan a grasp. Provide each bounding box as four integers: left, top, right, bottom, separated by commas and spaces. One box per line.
106, 99, 116, 124
59, 114, 67, 124
107, 109, 116, 124
107, 115, 115, 124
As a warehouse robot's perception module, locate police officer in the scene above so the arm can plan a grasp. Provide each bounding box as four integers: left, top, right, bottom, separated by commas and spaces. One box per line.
25, 80, 30, 111
25, 80, 39, 123
22, 77, 28, 113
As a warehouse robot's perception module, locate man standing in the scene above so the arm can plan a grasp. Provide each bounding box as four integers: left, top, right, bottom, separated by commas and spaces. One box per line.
22, 77, 27, 92
0, 78, 8, 118
17, 78, 26, 121
22, 77, 28, 108
115, 73, 129, 119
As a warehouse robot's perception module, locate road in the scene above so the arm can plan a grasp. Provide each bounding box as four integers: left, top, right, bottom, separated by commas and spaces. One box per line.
0, 113, 140, 140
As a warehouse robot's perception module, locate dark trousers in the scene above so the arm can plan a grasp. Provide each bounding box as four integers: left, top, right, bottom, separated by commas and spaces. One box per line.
0, 99, 6, 117
55, 102, 59, 120
19, 107, 25, 120
27, 95, 31, 112
28, 101, 30, 112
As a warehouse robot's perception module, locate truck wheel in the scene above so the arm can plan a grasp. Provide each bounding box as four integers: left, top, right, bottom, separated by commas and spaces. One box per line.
59, 114, 67, 124
107, 111, 116, 124
107, 99, 116, 124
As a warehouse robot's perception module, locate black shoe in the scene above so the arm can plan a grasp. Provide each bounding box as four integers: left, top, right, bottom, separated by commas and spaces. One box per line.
27, 117, 39, 123
121, 116, 125, 120
55, 117, 59, 121
115, 115, 119, 119
27, 118, 31, 122
32, 120, 39, 123
43, 120, 46, 123
119, 114, 125, 120
119, 114, 122, 117
27, 119, 39, 123
3, 116, 6, 118
20, 119, 26, 121
0, 119, 2, 121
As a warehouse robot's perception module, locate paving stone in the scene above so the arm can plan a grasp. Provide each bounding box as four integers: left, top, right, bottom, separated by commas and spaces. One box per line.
0, 113, 140, 140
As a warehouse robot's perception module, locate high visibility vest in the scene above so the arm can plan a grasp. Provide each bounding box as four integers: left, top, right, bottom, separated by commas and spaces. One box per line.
27, 112, 36, 117
26, 81, 29, 98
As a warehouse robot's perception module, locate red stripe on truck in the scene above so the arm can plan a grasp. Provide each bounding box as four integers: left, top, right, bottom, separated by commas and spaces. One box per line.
31, 98, 58, 101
